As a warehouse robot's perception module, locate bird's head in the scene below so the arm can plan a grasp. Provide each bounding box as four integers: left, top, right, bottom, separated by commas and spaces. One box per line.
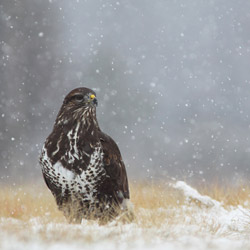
55, 87, 99, 127
63, 87, 98, 109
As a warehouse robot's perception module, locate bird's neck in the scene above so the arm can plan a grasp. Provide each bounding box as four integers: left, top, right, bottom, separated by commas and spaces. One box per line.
55, 107, 100, 133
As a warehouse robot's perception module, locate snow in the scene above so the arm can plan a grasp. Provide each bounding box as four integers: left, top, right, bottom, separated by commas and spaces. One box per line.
173, 181, 250, 235
1, 181, 250, 250
173, 181, 221, 207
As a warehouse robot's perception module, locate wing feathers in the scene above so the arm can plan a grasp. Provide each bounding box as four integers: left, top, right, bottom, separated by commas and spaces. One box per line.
98, 132, 130, 200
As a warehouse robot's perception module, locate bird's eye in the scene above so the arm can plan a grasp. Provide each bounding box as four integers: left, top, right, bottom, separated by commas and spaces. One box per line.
74, 95, 84, 102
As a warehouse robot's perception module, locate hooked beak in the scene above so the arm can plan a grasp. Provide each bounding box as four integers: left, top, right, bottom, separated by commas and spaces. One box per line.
90, 94, 98, 107
93, 97, 98, 106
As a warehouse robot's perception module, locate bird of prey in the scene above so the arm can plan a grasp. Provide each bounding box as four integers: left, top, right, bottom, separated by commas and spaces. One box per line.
39, 87, 132, 223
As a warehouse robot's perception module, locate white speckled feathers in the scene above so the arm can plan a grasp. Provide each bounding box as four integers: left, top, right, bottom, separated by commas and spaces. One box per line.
41, 143, 105, 203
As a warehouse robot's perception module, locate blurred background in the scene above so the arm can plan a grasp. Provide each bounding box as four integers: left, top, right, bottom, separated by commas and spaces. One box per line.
1, 0, 250, 186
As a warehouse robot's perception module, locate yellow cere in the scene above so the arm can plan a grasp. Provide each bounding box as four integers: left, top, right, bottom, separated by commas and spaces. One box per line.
90, 94, 95, 99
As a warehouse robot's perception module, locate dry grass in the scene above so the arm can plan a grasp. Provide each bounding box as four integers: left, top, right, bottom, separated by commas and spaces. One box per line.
1, 181, 250, 250
1, 181, 250, 223
0, 185, 64, 222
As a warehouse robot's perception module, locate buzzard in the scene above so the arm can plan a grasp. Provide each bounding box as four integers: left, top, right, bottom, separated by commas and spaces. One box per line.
40, 87, 132, 223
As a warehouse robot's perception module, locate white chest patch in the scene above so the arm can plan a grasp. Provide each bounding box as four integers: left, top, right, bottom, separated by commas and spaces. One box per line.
40, 145, 105, 204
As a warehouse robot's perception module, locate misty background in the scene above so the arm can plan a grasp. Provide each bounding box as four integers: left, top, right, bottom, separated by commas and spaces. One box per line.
1, 0, 250, 185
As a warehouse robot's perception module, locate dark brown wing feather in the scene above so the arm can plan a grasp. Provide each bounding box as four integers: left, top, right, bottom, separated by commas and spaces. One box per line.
97, 131, 130, 202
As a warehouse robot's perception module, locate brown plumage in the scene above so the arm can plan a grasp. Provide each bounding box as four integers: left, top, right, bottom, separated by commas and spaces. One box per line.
39, 87, 131, 223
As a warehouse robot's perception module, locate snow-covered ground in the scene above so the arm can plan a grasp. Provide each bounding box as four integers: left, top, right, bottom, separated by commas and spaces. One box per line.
1, 181, 250, 250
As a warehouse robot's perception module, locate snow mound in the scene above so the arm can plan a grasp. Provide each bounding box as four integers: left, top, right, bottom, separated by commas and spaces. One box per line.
174, 181, 221, 207
173, 181, 250, 236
